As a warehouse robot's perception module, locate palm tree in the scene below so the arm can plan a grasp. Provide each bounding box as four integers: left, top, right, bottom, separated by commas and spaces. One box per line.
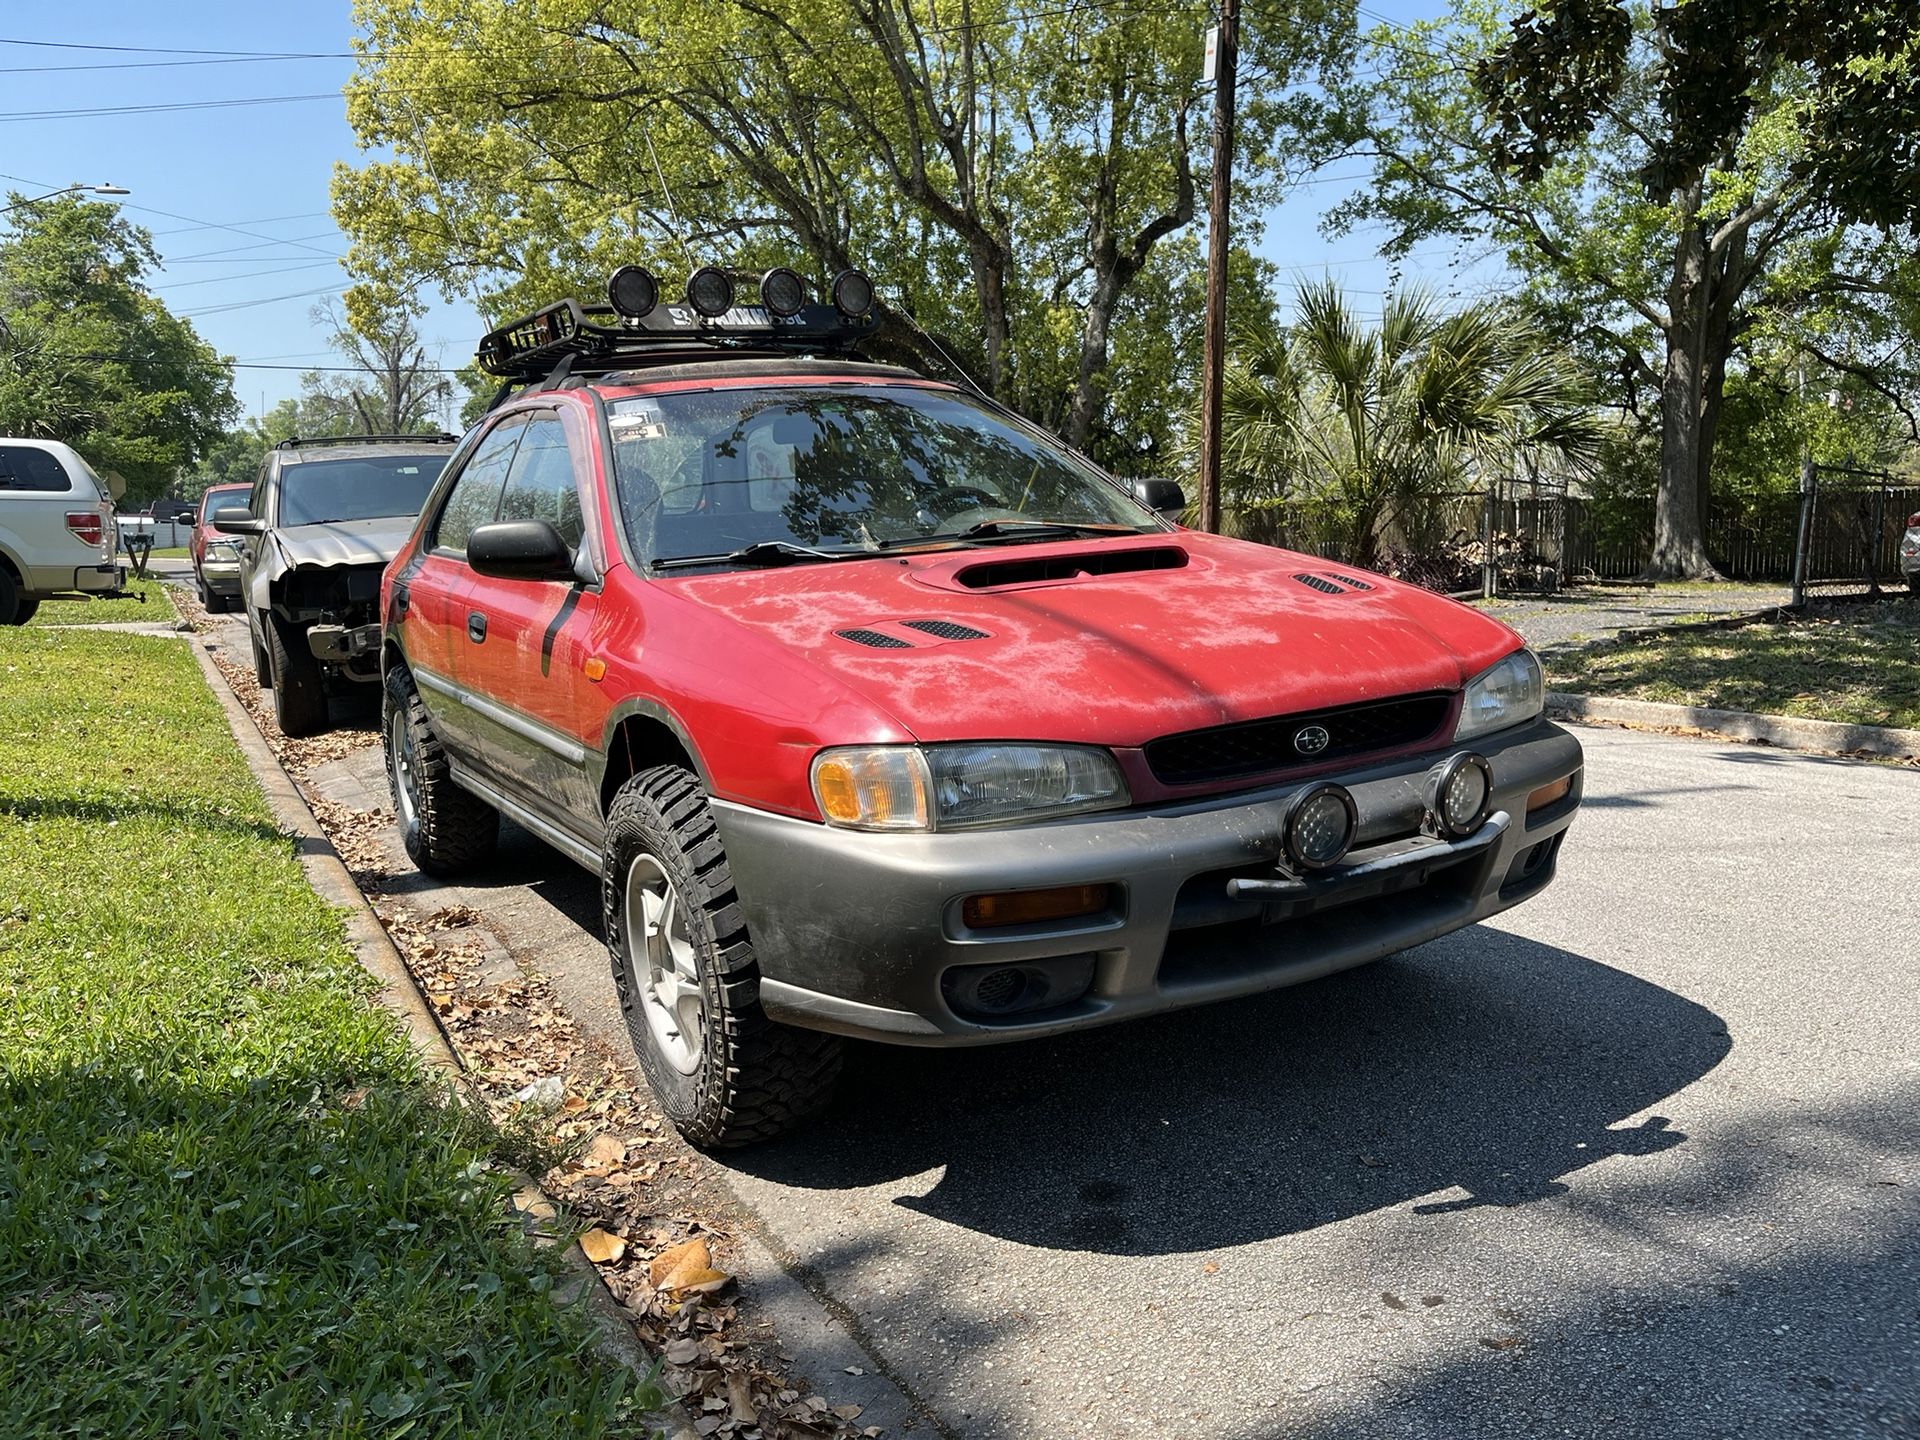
1212, 280, 1600, 569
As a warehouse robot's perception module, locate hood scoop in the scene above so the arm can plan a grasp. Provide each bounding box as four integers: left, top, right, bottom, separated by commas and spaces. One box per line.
953, 544, 1188, 591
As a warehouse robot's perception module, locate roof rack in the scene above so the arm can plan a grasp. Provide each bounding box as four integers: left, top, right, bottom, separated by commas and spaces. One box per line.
273, 432, 459, 450
475, 298, 879, 388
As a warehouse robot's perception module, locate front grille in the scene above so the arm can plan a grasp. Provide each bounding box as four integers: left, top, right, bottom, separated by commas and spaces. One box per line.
1145, 693, 1453, 786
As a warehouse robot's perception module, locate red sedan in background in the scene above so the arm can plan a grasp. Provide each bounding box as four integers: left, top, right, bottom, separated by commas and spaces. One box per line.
190, 481, 251, 612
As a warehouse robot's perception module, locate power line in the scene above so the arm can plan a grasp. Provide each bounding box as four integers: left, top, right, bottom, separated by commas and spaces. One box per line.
0, 93, 342, 123
178, 283, 348, 318
150, 260, 342, 291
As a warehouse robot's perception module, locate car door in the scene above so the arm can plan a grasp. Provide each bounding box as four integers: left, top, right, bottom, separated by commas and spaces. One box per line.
449, 408, 604, 831
402, 414, 527, 763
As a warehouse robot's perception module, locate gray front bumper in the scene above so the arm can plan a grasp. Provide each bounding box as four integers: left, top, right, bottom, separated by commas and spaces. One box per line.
714, 719, 1584, 1046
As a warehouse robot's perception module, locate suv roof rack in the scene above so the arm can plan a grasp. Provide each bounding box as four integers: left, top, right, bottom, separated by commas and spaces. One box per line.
476, 298, 879, 395
273, 432, 459, 451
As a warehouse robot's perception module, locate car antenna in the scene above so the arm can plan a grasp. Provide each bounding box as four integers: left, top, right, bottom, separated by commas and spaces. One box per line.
917, 326, 991, 402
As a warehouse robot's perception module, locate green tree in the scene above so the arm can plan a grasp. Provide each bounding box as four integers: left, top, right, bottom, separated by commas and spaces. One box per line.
1339, 1, 1920, 579
332, 0, 1353, 464
1213, 281, 1598, 568
0, 194, 236, 504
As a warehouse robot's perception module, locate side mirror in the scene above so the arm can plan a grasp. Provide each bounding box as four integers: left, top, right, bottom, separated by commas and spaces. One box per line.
212, 506, 264, 536
1130, 477, 1186, 517
467, 519, 577, 583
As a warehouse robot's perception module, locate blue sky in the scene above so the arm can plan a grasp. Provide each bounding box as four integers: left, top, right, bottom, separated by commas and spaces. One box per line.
1, 0, 1487, 425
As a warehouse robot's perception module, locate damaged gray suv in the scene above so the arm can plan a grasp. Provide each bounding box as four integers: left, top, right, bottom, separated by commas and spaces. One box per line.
214, 433, 454, 735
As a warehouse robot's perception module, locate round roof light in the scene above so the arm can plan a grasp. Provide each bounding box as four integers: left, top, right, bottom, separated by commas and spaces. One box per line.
831, 268, 875, 318
686, 266, 735, 319
760, 267, 808, 318
606, 265, 658, 319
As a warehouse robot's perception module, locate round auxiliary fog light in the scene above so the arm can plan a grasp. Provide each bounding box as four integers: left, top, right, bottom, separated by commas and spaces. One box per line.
759, 266, 807, 318
1284, 783, 1358, 872
830, 267, 875, 318
1430, 753, 1493, 838
686, 265, 735, 318
606, 264, 658, 319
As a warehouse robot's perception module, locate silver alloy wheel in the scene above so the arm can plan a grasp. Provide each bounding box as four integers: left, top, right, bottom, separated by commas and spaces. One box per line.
625, 852, 704, 1076
388, 708, 420, 832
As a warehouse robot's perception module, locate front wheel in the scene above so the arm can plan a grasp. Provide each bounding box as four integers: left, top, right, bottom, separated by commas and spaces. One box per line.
383, 664, 497, 876
604, 766, 842, 1148
266, 613, 328, 737
0, 568, 25, 626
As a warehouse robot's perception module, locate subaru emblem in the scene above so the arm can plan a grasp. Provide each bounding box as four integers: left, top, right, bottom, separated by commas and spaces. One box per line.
1294, 724, 1331, 756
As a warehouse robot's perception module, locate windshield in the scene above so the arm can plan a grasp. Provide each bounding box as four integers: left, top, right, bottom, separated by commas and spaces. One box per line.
278, 454, 449, 527
202, 488, 248, 520
605, 384, 1160, 565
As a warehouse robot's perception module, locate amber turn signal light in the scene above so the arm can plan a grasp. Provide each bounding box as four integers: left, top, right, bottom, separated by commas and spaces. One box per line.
1526, 775, 1573, 814
961, 884, 1114, 929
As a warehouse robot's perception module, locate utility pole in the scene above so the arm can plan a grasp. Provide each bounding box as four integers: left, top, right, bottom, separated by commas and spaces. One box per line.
1195, 0, 1239, 535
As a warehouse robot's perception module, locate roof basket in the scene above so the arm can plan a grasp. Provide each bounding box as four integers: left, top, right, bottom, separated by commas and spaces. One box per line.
475, 297, 879, 385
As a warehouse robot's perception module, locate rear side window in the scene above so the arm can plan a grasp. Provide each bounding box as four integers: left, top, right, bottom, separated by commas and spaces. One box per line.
497, 416, 584, 549
0, 445, 73, 493
433, 418, 525, 553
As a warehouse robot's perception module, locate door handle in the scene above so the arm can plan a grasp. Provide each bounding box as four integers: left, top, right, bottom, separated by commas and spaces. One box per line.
467, 611, 487, 643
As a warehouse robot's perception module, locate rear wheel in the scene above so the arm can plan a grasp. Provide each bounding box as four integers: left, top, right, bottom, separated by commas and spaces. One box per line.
10, 597, 39, 626
265, 612, 328, 737
383, 664, 497, 875
604, 765, 842, 1148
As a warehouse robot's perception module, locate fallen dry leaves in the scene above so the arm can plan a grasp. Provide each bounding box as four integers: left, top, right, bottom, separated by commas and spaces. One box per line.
190, 596, 885, 1438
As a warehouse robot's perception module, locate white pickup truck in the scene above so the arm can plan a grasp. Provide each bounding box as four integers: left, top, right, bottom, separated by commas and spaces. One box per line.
0, 439, 125, 624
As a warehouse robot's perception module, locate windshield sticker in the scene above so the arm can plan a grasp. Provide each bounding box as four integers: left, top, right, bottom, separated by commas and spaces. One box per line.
610, 403, 668, 441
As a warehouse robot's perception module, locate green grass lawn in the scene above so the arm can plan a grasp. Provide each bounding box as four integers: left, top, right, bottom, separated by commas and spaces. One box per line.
23, 577, 176, 627
1547, 601, 1920, 730
0, 628, 653, 1436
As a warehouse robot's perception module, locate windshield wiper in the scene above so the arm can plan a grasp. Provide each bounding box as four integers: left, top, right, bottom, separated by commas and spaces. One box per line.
878, 519, 1147, 548
652, 539, 871, 571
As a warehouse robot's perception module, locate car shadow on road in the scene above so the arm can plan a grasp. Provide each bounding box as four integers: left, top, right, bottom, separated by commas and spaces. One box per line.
721, 928, 1731, 1253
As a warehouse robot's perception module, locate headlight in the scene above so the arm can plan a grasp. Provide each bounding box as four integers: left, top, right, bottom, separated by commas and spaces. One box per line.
811, 744, 1129, 831
1455, 648, 1544, 741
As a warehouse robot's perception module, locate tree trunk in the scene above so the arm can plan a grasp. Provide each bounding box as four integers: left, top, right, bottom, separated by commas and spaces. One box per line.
1064, 272, 1121, 452
1645, 190, 1724, 581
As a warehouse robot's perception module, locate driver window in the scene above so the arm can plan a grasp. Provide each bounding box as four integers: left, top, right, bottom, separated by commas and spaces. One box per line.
497, 415, 585, 548
433, 416, 525, 554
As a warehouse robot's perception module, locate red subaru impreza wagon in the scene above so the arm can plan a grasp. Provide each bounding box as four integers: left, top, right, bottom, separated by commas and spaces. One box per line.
380, 266, 1583, 1148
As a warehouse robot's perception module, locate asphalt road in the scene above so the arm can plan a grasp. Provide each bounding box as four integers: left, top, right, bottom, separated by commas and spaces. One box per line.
194, 592, 1917, 1438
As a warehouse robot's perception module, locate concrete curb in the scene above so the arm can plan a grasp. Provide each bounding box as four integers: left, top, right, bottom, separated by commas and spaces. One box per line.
184, 637, 694, 1436
1547, 690, 1920, 760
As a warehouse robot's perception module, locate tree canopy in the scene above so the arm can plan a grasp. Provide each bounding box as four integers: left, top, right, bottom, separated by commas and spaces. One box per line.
0, 195, 236, 505
1340, 0, 1920, 578
334, 0, 1355, 468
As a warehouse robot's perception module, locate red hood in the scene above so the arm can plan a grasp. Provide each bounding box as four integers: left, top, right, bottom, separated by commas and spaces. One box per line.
663, 532, 1524, 747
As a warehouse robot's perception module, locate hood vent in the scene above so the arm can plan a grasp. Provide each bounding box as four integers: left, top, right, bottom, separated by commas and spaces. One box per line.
955, 545, 1188, 591
903, 619, 989, 641
835, 627, 913, 649
1293, 571, 1375, 594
